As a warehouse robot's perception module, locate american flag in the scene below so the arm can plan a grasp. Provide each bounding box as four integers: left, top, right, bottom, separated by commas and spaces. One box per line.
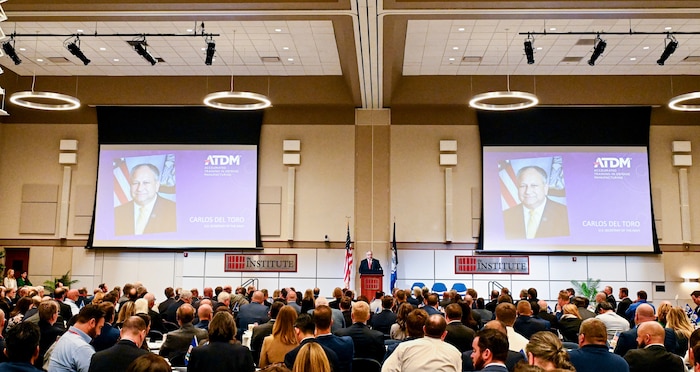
343, 224, 353, 289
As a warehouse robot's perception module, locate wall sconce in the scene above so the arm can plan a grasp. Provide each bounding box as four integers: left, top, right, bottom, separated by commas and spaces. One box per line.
684, 277, 699, 283
283, 140, 301, 165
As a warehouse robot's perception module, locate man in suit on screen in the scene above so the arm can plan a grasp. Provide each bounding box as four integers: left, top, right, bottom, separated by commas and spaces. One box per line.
114, 163, 176, 236
503, 165, 569, 239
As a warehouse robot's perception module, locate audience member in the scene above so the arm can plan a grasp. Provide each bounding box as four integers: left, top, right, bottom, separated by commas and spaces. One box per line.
339, 296, 352, 327
623, 321, 685, 372
334, 300, 385, 363
665, 306, 694, 356
88, 316, 149, 372
143, 293, 166, 334
616, 287, 632, 321
558, 304, 582, 343
195, 304, 212, 331
603, 286, 617, 311
186, 311, 255, 372
284, 313, 339, 371
163, 289, 191, 324
513, 301, 549, 339
423, 293, 442, 316
91, 302, 120, 352
0, 321, 42, 372
259, 305, 299, 368
495, 302, 528, 353
157, 287, 176, 315
568, 318, 629, 372
237, 291, 270, 339
470, 328, 510, 372
125, 354, 171, 372
523, 331, 575, 371
624, 290, 654, 324
443, 303, 475, 353
613, 303, 678, 357
36, 301, 64, 369
572, 296, 595, 320
157, 303, 208, 366
389, 302, 413, 341
384, 308, 428, 360
382, 314, 462, 371
311, 297, 345, 332
594, 301, 629, 341
292, 342, 331, 372
48, 304, 106, 372
371, 296, 396, 336
313, 305, 354, 372
300, 289, 315, 314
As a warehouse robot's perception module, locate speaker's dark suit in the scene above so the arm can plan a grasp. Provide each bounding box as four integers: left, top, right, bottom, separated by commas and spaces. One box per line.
114, 196, 176, 236
334, 322, 385, 363
623, 344, 685, 372
613, 325, 678, 357
358, 258, 383, 274
88, 339, 148, 372
503, 199, 569, 239
187, 341, 255, 372
444, 321, 475, 353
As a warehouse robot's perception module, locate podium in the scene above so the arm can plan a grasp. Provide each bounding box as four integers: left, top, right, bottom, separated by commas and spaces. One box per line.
360, 274, 383, 300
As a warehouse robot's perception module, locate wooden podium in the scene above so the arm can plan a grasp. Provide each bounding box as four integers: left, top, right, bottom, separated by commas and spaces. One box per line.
360, 274, 383, 300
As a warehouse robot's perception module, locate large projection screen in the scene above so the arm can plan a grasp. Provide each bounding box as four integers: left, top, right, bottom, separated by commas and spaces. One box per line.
88, 106, 263, 250
477, 107, 659, 254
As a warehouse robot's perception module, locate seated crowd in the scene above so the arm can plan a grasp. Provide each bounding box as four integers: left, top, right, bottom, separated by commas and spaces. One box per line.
0, 281, 697, 372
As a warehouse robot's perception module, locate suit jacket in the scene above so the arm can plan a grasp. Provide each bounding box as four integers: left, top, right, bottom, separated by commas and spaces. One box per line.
37, 320, 64, 370
158, 323, 209, 366
613, 325, 678, 357
315, 333, 354, 372
158, 297, 176, 315
88, 339, 148, 372
480, 365, 509, 372
568, 344, 630, 372
370, 309, 396, 335
606, 294, 617, 311
148, 308, 167, 334
187, 340, 255, 372
537, 311, 558, 330
334, 322, 385, 363
623, 345, 685, 372
250, 319, 275, 364
462, 350, 524, 372
91, 322, 120, 352
616, 298, 632, 318
444, 321, 475, 353
358, 258, 383, 274
163, 299, 185, 323
236, 302, 270, 339
56, 300, 73, 324
284, 338, 340, 371
513, 315, 549, 340
503, 199, 570, 239
114, 196, 177, 236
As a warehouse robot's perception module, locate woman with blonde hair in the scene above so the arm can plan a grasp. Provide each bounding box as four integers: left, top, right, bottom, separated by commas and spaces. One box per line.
656, 301, 673, 327
3, 269, 16, 292
523, 331, 576, 371
92, 291, 105, 305
557, 304, 582, 343
665, 306, 694, 356
116, 300, 136, 327
259, 305, 300, 368
292, 342, 331, 372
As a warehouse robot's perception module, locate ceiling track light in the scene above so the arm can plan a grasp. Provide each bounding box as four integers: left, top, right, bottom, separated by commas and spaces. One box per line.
524, 34, 535, 65
657, 35, 678, 66
205, 36, 216, 66
588, 35, 606, 66
2, 38, 21, 65
128, 38, 157, 65
65, 36, 90, 65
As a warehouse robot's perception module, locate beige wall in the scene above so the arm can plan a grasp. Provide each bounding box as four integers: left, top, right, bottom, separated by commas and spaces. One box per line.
0, 118, 699, 304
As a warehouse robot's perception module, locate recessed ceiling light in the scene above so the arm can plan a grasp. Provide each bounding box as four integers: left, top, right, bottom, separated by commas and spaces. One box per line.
201, 47, 206, 51
186, 29, 193, 33
282, 46, 289, 50
448, 57, 455, 61
275, 28, 283, 32
19, 48, 26, 51
77, 29, 83, 33
665, 27, 672, 30
452, 46, 459, 50
287, 58, 294, 61
549, 27, 557, 31
113, 58, 119, 62
458, 28, 465, 32
36, 58, 43, 62
536, 47, 543, 50
99, 47, 106, 51
643, 46, 650, 50
630, 57, 637, 61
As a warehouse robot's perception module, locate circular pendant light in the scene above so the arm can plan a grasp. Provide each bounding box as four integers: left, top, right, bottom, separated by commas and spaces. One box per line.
10, 90, 81, 111
469, 91, 539, 111
203, 91, 271, 111
668, 92, 700, 112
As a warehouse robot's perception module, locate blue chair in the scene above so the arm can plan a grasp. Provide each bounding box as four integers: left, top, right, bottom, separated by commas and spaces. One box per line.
451, 282, 467, 296
431, 282, 448, 294
411, 282, 427, 290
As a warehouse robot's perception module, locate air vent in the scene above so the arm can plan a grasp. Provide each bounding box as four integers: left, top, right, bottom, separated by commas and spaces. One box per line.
461, 56, 482, 63
261, 56, 281, 63
47, 57, 71, 64
561, 56, 584, 63
575, 38, 596, 46
682, 56, 700, 63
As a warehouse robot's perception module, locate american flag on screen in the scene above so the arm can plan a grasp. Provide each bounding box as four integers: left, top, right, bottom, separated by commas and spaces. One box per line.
343, 224, 353, 289
113, 158, 131, 207
498, 160, 519, 210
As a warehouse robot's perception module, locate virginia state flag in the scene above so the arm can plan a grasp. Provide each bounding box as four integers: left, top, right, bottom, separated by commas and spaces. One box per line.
390, 222, 398, 292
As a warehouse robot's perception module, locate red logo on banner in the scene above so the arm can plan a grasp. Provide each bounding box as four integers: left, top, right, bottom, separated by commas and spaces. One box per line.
226, 255, 246, 271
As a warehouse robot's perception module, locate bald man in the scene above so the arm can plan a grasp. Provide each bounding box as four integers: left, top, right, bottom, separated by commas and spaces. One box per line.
236, 290, 269, 340
158, 304, 208, 366
613, 303, 678, 357
623, 321, 684, 372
